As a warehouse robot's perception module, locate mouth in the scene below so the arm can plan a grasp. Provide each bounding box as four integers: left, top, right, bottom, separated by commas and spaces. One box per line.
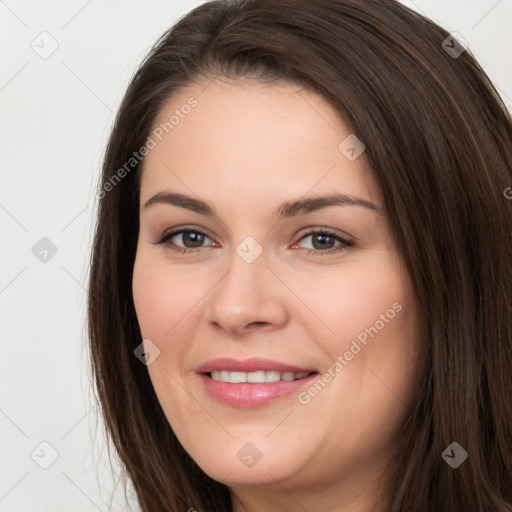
204, 370, 316, 383
195, 358, 320, 407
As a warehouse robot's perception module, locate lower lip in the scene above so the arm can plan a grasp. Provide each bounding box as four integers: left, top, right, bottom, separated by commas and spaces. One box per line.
198, 373, 319, 407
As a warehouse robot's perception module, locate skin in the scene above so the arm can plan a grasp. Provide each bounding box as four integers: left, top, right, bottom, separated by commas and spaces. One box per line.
132, 77, 424, 512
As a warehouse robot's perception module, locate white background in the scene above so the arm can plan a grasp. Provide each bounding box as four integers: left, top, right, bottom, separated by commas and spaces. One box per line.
1, 1, 511, 510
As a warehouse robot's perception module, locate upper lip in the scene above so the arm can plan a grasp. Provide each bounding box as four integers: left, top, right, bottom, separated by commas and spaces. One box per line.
196, 357, 317, 374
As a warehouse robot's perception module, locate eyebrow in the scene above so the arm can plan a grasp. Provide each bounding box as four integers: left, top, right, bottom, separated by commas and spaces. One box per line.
143, 191, 379, 218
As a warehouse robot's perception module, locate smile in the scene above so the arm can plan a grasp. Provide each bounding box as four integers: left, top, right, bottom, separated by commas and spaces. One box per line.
208, 370, 313, 383
195, 358, 320, 407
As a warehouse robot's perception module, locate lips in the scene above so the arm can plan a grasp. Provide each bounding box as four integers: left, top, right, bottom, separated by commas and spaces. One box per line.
195, 357, 319, 407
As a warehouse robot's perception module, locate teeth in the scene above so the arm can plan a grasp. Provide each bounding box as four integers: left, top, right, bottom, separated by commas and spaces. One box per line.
266, 371, 280, 382
210, 370, 312, 383
229, 371, 247, 383
247, 371, 266, 383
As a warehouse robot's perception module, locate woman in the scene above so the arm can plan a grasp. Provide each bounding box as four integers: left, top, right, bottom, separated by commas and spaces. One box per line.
87, 0, 512, 510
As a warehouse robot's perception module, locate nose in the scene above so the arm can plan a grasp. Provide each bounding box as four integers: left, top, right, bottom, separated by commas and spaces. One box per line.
204, 249, 289, 336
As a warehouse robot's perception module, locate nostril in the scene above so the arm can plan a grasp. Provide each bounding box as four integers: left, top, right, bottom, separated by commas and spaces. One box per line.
248, 322, 267, 328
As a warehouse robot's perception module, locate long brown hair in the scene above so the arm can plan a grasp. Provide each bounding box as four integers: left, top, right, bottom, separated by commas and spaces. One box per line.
87, 0, 512, 510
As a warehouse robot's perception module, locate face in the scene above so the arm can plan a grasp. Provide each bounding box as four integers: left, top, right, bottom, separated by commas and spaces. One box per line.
132, 78, 424, 508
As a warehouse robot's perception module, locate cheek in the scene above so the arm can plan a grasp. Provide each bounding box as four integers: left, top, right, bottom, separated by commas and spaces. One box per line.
292, 252, 412, 347
132, 251, 203, 340
132, 252, 200, 422
296, 263, 420, 464
298, 251, 421, 410
132, 261, 167, 339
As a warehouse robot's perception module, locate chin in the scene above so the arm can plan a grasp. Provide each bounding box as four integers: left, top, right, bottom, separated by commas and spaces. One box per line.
202, 460, 297, 487
184, 439, 306, 486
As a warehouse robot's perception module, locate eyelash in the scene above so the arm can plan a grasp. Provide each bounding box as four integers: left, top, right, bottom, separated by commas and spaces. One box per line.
151, 226, 354, 256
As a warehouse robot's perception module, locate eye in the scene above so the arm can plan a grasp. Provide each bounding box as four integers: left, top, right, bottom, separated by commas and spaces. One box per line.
151, 227, 217, 254
293, 229, 354, 256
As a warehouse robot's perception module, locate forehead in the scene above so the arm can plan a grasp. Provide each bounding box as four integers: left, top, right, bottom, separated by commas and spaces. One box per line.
140, 78, 382, 211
